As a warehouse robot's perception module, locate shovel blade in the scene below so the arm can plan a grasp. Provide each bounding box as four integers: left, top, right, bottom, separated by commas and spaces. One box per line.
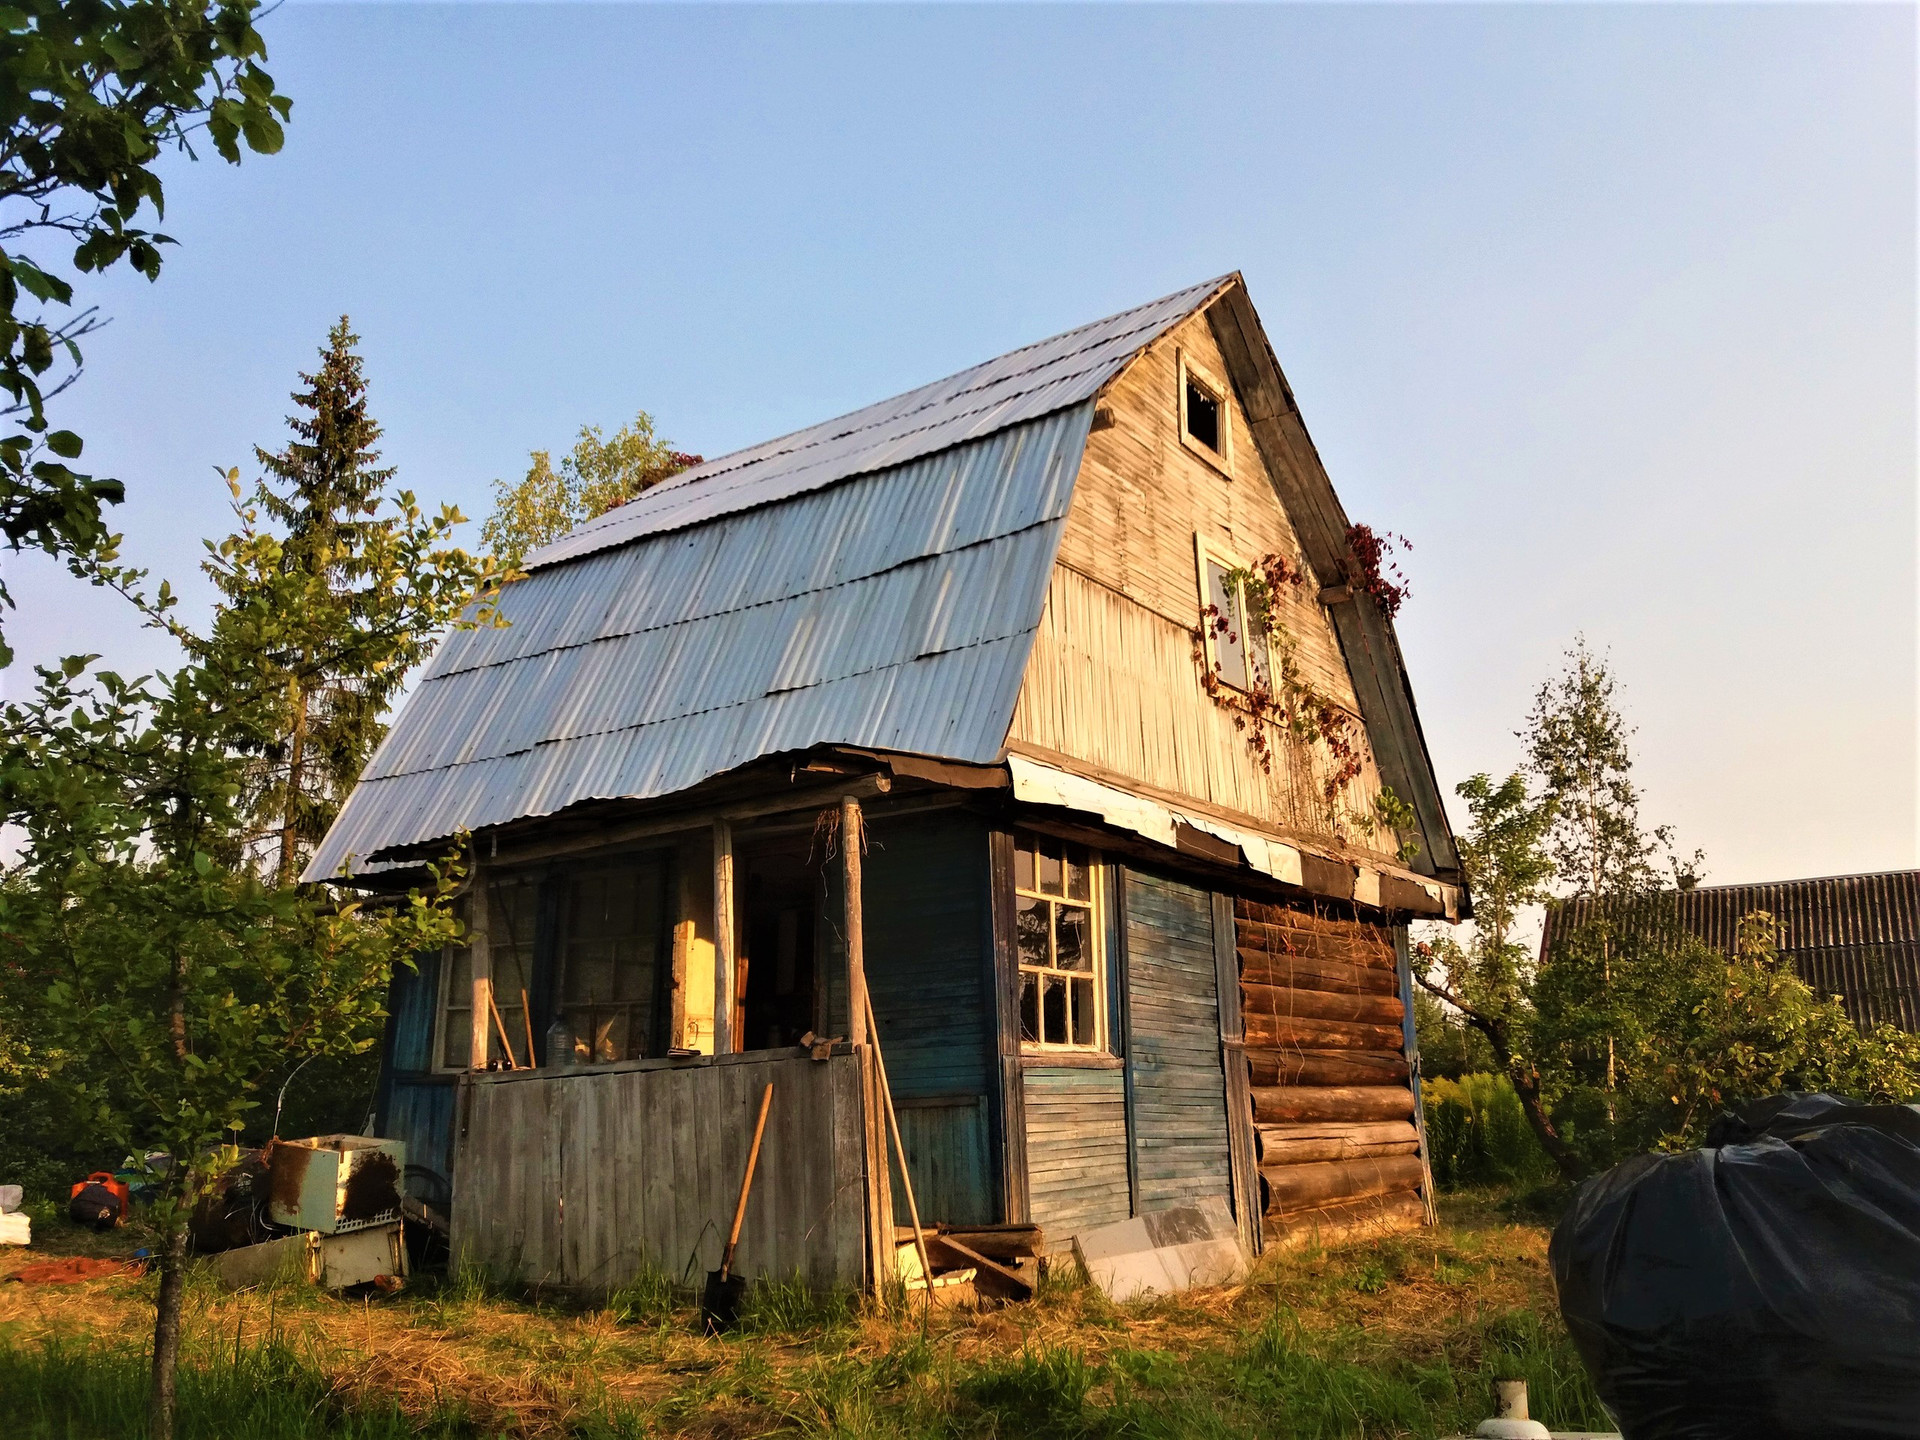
701, 1270, 746, 1333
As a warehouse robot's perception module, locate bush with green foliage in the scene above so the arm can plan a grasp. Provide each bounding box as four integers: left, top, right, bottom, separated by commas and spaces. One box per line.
1423, 1074, 1556, 1189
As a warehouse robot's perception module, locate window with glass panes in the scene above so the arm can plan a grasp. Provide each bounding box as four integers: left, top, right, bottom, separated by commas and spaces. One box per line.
1013, 830, 1104, 1049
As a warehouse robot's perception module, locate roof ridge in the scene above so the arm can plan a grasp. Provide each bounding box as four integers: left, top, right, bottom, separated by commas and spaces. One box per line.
540, 274, 1233, 561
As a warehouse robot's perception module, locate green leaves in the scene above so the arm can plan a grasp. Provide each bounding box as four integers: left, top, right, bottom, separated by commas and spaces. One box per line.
0, 0, 295, 662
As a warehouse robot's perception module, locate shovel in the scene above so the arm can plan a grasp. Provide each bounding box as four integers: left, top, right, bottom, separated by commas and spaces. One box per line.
702, 1081, 773, 1333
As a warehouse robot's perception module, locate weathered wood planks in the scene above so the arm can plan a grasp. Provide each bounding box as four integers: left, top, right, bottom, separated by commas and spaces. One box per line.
449, 1050, 867, 1295
1260, 1154, 1426, 1213
1254, 1120, 1421, 1166
1238, 982, 1404, 1026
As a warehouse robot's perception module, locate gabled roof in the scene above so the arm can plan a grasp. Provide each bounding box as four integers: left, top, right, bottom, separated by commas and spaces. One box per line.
307, 280, 1230, 880
307, 273, 1463, 890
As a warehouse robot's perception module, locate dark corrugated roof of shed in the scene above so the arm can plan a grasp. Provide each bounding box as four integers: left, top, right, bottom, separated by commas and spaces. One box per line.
1544, 869, 1920, 1032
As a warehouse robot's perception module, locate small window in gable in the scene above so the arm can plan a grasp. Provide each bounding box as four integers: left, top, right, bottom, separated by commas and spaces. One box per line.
1178, 351, 1231, 471
1196, 536, 1271, 694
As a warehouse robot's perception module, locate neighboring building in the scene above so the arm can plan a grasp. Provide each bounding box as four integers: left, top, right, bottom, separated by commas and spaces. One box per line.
318, 274, 1467, 1293
1543, 870, 1920, 1034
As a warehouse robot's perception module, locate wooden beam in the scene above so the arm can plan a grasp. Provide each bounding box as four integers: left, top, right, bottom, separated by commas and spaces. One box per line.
712, 820, 734, 1056
843, 796, 866, 1047
985, 828, 1030, 1223
430, 774, 892, 872
469, 868, 492, 1071
1212, 891, 1262, 1256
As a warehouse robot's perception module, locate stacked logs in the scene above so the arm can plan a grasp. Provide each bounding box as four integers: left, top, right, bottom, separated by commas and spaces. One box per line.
1237, 897, 1427, 1248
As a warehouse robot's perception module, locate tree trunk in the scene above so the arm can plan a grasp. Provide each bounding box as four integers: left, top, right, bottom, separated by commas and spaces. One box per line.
1416, 975, 1587, 1183
149, 1218, 190, 1440
277, 682, 310, 888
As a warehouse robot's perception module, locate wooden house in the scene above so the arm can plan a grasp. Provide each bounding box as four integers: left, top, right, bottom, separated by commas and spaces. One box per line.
318, 274, 1468, 1294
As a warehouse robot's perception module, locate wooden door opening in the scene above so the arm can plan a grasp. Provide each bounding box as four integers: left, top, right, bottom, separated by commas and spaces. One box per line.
736, 841, 824, 1051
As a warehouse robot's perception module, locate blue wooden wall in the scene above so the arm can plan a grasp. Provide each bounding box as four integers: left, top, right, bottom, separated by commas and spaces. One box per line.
375, 948, 458, 1204
1024, 1066, 1131, 1241
862, 808, 996, 1226
1123, 869, 1234, 1211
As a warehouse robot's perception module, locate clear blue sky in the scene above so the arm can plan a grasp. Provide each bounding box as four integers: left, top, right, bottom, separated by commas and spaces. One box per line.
4, 2, 1914, 884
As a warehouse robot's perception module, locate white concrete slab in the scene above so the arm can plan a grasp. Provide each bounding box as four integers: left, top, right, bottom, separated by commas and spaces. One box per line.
1073, 1196, 1248, 1303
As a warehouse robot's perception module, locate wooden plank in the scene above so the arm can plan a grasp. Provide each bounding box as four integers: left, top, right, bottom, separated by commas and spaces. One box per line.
1247, 1048, 1409, 1088
713, 819, 735, 1056
986, 828, 1029, 1223
1237, 949, 1397, 992
1254, 1120, 1420, 1161
1253, 1084, 1416, 1125
1212, 890, 1261, 1255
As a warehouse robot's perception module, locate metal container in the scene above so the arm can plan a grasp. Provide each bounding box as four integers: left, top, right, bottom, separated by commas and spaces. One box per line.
265, 1134, 406, 1234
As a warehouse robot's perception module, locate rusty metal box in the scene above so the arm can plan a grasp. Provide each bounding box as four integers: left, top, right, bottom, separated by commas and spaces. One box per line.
265, 1134, 405, 1234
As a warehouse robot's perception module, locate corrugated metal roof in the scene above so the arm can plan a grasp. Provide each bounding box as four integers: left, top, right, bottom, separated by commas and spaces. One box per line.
1544, 870, 1920, 1033
309, 278, 1234, 881
526, 275, 1232, 569
307, 408, 1092, 879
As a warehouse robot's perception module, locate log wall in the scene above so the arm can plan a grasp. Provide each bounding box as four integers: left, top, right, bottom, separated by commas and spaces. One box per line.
1235, 896, 1428, 1248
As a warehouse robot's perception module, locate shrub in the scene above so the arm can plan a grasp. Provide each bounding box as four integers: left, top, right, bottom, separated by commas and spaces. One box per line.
1424, 1074, 1555, 1188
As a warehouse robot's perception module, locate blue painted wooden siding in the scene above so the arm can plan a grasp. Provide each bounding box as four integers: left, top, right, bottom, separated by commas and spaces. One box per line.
376, 948, 458, 1202
1124, 870, 1233, 1211
1024, 1066, 1130, 1244
862, 809, 995, 1226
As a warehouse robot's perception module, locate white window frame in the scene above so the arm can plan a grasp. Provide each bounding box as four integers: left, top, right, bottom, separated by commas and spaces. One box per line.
1178, 349, 1233, 475
1013, 829, 1108, 1054
1195, 534, 1272, 695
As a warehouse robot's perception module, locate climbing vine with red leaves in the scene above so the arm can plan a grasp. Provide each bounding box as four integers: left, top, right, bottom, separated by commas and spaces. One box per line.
1193, 538, 1416, 856
1344, 523, 1412, 619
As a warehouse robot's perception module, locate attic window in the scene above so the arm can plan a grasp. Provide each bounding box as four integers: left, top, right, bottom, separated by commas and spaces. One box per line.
1196, 536, 1271, 694
1178, 351, 1231, 472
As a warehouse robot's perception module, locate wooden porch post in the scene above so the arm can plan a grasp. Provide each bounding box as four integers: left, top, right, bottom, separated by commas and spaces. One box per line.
713, 819, 735, 1055
843, 796, 867, 1046
469, 867, 492, 1070
841, 794, 893, 1299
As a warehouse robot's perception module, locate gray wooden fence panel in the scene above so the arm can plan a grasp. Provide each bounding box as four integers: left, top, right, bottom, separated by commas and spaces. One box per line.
451, 1049, 867, 1293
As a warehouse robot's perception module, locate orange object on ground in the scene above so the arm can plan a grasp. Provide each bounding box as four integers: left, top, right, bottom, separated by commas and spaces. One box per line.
70, 1173, 131, 1210
6, 1256, 142, 1285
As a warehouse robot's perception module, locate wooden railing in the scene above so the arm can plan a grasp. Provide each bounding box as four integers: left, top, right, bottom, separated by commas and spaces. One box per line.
450, 1047, 869, 1294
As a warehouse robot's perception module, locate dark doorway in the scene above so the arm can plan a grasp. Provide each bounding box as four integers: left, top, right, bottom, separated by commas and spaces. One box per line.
736, 841, 823, 1051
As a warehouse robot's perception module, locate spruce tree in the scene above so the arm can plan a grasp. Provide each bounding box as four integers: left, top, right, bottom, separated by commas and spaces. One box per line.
205, 318, 503, 884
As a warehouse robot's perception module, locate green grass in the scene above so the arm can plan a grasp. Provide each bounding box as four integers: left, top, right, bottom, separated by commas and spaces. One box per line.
0, 1330, 472, 1440
0, 1202, 1608, 1439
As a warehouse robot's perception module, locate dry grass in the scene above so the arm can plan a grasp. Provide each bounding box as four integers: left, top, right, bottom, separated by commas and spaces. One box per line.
0, 1192, 1601, 1439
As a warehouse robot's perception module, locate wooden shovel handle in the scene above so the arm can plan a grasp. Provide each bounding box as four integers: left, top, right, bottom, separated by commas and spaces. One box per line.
720, 1082, 774, 1280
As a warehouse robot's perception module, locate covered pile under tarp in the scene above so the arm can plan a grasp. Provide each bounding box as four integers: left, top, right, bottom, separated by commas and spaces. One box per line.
1550, 1093, 1920, 1440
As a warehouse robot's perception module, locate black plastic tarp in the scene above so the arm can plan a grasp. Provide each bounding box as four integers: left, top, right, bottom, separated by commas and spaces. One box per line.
1550, 1093, 1920, 1440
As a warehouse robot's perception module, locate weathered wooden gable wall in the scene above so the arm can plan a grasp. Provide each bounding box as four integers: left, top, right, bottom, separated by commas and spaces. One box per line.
1009, 309, 1391, 855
